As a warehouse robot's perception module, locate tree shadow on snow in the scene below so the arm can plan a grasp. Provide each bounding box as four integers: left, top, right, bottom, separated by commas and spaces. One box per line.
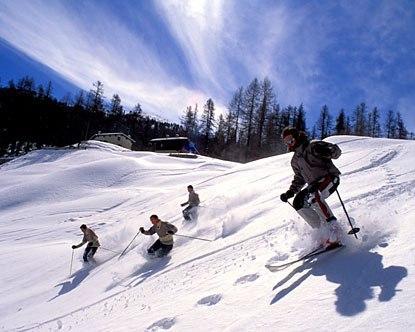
49, 265, 92, 301
270, 247, 407, 316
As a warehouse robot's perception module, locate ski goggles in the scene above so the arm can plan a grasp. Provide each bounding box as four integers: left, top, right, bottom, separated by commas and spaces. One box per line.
283, 135, 295, 146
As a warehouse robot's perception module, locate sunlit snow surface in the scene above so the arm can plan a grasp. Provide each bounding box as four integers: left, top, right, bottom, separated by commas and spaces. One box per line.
0, 137, 413, 331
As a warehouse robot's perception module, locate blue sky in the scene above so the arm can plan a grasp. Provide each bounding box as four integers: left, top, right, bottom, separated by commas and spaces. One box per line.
0, 0, 414, 132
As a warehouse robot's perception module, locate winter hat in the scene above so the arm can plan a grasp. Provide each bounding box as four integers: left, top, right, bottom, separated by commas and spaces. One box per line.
281, 127, 299, 139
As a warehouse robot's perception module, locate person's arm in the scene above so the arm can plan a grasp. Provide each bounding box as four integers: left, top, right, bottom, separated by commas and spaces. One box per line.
165, 223, 178, 234
72, 235, 87, 249
289, 163, 306, 193
181, 196, 189, 207
140, 225, 156, 235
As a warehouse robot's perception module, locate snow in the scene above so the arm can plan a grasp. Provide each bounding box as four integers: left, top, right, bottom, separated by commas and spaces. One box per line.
0, 136, 414, 331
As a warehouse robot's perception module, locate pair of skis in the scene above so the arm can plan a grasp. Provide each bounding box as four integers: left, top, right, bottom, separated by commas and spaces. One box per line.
265, 242, 343, 272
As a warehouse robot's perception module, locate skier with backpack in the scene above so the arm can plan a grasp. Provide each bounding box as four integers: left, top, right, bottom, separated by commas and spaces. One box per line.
71, 224, 100, 262
139, 215, 178, 257
279, 127, 343, 247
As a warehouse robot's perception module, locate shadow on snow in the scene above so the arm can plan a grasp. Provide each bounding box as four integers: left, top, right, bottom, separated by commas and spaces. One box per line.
270, 247, 407, 316
49, 265, 93, 301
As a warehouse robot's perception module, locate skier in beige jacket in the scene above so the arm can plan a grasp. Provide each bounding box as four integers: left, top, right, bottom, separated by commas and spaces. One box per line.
71, 224, 100, 262
140, 215, 178, 257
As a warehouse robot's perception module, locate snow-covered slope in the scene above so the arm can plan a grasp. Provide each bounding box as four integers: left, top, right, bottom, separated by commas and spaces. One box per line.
0, 136, 414, 331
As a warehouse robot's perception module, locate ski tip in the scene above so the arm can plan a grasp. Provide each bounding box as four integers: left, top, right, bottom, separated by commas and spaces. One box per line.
265, 265, 279, 272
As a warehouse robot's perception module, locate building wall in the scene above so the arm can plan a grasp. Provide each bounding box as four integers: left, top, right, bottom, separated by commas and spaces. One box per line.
93, 135, 133, 150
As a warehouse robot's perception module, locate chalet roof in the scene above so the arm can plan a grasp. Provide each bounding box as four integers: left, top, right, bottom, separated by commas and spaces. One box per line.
90, 132, 135, 143
150, 137, 188, 142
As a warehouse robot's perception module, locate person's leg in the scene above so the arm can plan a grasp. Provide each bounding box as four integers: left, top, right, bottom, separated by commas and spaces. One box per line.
183, 206, 192, 220
83, 245, 92, 262
148, 239, 162, 254
293, 188, 322, 228
189, 207, 198, 221
89, 247, 98, 258
157, 243, 173, 257
309, 176, 342, 244
308, 176, 339, 222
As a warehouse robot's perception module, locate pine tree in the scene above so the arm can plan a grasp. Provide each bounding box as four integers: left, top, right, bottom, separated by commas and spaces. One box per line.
74, 90, 85, 109
335, 109, 347, 135
60, 93, 73, 106
264, 103, 285, 154
367, 107, 381, 137
133, 103, 143, 118
88, 81, 104, 113
45, 81, 53, 99
384, 110, 396, 138
280, 106, 292, 128
317, 105, 332, 139
346, 116, 352, 134
353, 102, 367, 136
200, 98, 216, 153
109, 94, 123, 116
241, 78, 260, 148
396, 112, 408, 139
223, 108, 234, 145
226, 87, 244, 144
8, 79, 15, 89
17, 76, 35, 94
294, 103, 306, 131
181, 105, 198, 141
215, 114, 226, 148
256, 78, 274, 147
311, 125, 317, 139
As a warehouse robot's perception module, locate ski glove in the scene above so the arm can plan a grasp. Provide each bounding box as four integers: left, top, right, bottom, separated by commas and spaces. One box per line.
280, 190, 294, 202
139, 227, 145, 234
180, 203, 187, 207
71, 245, 77, 249
167, 230, 175, 235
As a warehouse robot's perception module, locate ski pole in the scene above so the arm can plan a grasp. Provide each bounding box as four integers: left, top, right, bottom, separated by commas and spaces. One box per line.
100, 247, 122, 255
69, 249, 74, 277
174, 233, 213, 242
119, 232, 140, 258
336, 188, 360, 238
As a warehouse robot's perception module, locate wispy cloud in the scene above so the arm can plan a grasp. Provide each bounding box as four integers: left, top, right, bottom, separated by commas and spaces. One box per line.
0, 0, 214, 120
0, 0, 414, 130
154, 1, 329, 108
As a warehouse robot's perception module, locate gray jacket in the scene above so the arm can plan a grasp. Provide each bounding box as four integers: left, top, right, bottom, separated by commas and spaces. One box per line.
142, 221, 178, 245
183, 191, 200, 207
289, 140, 341, 193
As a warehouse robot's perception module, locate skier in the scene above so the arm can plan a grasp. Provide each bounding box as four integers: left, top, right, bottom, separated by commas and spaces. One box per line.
139, 215, 178, 257
71, 224, 100, 262
181, 185, 200, 221
279, 127, 343, 247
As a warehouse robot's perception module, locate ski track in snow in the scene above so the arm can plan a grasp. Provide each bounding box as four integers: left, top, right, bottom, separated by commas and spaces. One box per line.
0, 136, 414, 331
